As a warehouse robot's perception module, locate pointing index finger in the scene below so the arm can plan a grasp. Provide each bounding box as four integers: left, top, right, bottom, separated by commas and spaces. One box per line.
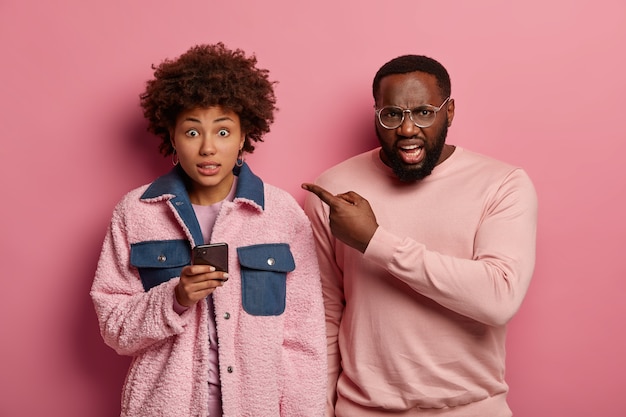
301, 183, 337, 206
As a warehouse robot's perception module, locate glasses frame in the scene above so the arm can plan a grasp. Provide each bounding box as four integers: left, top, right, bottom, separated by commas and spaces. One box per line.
375, 97, 451, 130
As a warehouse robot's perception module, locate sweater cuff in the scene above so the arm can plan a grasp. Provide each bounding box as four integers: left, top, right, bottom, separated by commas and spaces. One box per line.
173, 294, 190, 315
363, 226, 399, 266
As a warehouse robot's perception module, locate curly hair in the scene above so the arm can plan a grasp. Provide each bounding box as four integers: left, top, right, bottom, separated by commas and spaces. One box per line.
140, 43, 278, 156
372, 55, 451, 103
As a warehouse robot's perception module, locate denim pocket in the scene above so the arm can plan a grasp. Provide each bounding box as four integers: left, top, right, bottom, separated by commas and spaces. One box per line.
130, 240, 191, 291
237, 243, 295, 316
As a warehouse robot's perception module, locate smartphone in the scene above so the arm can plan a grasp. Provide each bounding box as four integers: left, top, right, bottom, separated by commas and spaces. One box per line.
192, 243, 229, 273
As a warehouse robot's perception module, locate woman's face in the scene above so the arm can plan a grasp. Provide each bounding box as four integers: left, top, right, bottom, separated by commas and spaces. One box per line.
170, 106, 245, 205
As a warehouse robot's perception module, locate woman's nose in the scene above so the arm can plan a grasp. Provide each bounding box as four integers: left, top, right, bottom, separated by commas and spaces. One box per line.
200, 138, 216, 156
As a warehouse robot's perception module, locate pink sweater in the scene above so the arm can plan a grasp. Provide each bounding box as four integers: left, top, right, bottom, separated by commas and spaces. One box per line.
304, 148, 537, 416
92, 165, 327, 416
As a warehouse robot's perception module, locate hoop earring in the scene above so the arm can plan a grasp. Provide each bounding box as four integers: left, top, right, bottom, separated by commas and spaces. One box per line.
171, 149, 179, 166
236, 149, 244, 167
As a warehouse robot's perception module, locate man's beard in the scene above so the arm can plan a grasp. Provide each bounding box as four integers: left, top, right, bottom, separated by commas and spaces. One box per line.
377, 123, 448, 182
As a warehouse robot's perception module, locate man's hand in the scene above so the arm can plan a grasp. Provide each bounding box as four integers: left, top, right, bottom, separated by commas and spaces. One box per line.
302, 183, 378, 253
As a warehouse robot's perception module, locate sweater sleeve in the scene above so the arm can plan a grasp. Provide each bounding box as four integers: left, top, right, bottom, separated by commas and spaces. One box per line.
365, 168, 538, 326
279, 208, 328, 417
303, 191, 342, 416
90, 202, 194, 356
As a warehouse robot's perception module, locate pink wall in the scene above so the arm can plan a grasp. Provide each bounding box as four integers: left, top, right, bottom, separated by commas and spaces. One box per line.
1, 1, 624, 415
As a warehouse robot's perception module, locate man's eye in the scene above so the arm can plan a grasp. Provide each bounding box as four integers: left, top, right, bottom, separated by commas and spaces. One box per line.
218, 129, 230, 137
382, 108, 402, 118
186, 129, 200, 137
416, 108, 435, 117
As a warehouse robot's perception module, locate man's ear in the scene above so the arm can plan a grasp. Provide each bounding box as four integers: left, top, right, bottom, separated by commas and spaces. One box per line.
446, 98, 455, 127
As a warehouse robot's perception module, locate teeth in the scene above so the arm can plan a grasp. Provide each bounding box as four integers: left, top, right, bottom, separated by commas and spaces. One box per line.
401, 145, 422, 154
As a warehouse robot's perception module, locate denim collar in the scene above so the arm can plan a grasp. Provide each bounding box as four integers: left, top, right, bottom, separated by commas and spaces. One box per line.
140, 163, 265, 246
141, 162, 265, 209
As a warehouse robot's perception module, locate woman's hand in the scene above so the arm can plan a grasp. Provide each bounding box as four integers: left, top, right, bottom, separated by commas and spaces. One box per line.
175, 265, 229, 307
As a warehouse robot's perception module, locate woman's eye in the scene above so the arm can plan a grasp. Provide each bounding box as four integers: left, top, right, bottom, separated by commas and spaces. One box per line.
218, 129, 230, 137
186, 129, 200, 138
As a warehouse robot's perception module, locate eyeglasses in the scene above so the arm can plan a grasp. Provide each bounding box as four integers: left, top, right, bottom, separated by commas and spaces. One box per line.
375, 97, 451, 129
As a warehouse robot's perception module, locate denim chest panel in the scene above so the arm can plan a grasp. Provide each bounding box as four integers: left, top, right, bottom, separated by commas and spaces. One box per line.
237, 243, 295, 316
130, 239, 191, 292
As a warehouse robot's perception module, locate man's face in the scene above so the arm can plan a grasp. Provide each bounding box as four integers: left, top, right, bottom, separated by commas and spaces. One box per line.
374, 72, 454, 182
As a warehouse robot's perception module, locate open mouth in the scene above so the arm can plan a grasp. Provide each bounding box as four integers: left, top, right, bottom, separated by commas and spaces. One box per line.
399, 144, 424, 164
199, 163, 219, 169
197, 163, 220, 175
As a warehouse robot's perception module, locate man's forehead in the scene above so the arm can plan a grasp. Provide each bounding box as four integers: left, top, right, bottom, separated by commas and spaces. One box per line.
377, 74, 439, 105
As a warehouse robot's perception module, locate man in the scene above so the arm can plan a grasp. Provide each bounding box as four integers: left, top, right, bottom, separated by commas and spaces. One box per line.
302, 55, 537, 416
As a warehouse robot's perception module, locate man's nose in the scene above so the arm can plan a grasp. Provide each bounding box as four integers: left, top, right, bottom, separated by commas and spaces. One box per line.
398, 110, 419, 136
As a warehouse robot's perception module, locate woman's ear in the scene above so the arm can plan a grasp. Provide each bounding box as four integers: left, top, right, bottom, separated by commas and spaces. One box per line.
169, 129, 177, 148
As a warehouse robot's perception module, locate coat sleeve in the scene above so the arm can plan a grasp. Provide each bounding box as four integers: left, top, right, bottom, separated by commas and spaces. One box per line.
279, 208, 328, 417
90, 201, 194, 356
366, 168, 538, 326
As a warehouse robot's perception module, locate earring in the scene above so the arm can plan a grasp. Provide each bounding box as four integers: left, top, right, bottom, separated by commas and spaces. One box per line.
236, 149, 244, 167
171, 149, 179, 166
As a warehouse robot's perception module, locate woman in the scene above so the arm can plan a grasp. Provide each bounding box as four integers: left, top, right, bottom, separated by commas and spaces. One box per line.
91, 43, 326, 417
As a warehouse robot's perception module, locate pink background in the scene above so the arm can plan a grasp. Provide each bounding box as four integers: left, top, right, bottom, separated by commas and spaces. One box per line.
1, 0, 625, 415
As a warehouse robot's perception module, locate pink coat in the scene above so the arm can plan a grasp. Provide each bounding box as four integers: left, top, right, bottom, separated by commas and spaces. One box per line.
91, 165, 327, 416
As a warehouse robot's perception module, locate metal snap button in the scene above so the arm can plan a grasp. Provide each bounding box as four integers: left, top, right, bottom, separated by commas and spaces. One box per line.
223, 312, 230, 319
267, 257, 275, 266
227, 366, 234, 373
157, 254, 167, 262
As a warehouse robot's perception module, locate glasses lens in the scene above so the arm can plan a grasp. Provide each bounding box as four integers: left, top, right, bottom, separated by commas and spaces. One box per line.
378, 107, 404, 129
410, 107, 437, 128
